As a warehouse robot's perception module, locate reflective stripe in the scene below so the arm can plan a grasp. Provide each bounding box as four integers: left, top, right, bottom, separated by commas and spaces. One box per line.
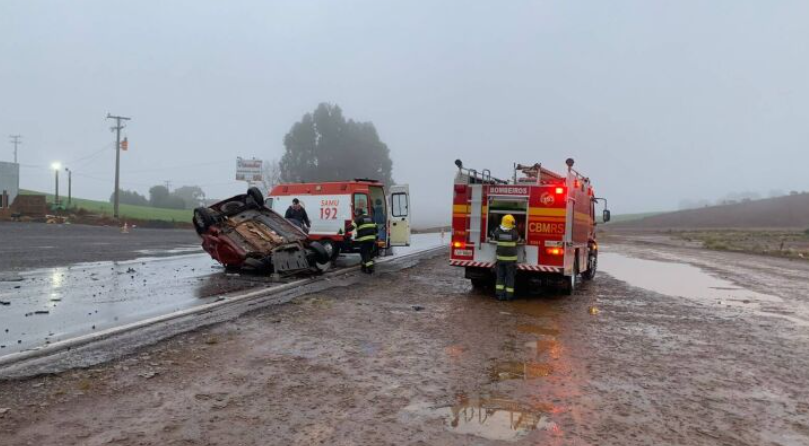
497, 256, 518, 261
356, 235, 377, 242
364, 261, 374, 267
506, 288, 514, 293
358, 223, 377, 230
497, 241, 517, 247
495, 285, 505, 290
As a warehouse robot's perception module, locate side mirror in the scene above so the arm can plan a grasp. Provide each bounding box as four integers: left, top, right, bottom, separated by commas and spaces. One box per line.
602, 209, 611, 223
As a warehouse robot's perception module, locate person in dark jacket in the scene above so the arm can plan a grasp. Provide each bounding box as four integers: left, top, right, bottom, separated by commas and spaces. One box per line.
373, 198, 387, 243
285, 198, 311, 231
352, 208, 378, 274
493, 214, 520, 301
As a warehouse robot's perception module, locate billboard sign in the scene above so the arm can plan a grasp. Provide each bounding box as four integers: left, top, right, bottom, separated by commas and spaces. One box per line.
236, 157, 263, 182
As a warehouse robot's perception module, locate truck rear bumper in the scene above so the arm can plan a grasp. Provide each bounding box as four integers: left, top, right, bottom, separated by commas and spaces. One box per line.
450, 259, 562, 273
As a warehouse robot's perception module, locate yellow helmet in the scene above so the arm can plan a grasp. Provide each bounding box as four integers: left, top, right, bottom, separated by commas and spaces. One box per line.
501, 214, 516, 229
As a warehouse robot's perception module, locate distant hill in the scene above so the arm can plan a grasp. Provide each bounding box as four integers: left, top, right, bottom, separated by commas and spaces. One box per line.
611, 193, 809, 229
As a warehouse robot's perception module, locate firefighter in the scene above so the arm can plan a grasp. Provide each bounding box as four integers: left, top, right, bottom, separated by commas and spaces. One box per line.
493, 214, 520, 301
352, 208, 378, 274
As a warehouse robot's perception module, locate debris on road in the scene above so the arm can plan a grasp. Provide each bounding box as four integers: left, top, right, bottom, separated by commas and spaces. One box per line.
0, 408, 9, 417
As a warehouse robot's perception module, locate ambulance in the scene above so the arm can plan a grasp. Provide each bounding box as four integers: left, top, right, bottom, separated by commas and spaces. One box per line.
267, 180, 411, 259
450, 159, 609, 295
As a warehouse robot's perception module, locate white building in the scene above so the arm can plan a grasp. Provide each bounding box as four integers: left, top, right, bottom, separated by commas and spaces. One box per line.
0, 161, 20, 209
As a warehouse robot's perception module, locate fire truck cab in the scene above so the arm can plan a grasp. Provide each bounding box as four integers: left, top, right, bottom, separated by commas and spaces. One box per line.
267, 180, 411, 259
450, 159, 609, 295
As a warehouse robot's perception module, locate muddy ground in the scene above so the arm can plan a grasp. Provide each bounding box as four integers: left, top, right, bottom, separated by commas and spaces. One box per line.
1, 240, 808, 445
0, 222, 199, 271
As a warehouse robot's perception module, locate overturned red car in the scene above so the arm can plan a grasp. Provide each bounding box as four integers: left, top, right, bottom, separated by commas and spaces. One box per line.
193, 187, 331, 275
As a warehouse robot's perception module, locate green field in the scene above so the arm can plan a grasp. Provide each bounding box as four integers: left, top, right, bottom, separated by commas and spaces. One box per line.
21, 190, 192, 222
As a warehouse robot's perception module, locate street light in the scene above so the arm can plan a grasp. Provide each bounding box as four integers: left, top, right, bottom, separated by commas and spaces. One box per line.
64, 167, 72, 209
51, 162, 61, 208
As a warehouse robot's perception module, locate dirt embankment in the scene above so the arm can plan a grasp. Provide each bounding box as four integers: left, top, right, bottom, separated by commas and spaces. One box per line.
611, 192, 809, 230
1, 250, 808, 445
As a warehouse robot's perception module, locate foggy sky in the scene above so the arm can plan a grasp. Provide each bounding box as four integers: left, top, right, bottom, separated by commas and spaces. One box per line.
2, 1, 808, 226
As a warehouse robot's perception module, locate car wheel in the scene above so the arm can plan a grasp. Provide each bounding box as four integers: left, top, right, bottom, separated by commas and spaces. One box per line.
193, 207, 216, 235
321, 240, 341, 261
247, 187, 264, 207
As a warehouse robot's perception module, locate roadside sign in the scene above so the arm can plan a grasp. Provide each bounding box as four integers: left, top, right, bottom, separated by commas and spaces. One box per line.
236, 157, 263, 182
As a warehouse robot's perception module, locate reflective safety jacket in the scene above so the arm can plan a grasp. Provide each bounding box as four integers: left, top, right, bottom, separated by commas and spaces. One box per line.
493, 226, 520, 262
352, 214, 378, 243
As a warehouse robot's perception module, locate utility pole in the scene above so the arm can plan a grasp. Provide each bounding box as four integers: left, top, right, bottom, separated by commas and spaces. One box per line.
164, 180, 171, 191
65, 167, 72, 209
106, 113, 131, 219
9, 135, 21, 163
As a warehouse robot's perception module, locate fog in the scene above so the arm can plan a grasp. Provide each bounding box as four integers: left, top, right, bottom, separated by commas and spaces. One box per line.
2, 1, 808, 227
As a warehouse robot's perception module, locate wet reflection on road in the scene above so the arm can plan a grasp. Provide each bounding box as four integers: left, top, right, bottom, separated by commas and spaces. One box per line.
406, 392, 558, 442
409, 287, 583, 443
0, 254, 359, 355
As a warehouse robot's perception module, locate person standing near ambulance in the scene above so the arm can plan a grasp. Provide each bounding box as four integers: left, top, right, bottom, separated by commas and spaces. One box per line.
493, 214, 521, 301
352, 208, 378, 274
285, 198, 311, 232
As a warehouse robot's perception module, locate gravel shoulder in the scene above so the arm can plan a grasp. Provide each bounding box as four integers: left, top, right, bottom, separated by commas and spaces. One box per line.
1, 246, 807, 445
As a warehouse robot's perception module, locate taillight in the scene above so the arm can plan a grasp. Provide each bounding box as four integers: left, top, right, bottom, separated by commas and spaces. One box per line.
555, 187, 565, 195
453, 241, 466, 249
545, 247, 564, 256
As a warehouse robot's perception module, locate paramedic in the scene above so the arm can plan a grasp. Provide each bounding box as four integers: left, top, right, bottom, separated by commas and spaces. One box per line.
373, 198, 387, 243
493, 214, 520, 301
285, 198, 311, 231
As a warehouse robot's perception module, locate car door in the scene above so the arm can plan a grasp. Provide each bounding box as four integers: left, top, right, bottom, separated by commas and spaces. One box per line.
388, 184, 411, 246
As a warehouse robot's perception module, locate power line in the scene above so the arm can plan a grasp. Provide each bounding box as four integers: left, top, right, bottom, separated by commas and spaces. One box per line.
9, 135, 21, 163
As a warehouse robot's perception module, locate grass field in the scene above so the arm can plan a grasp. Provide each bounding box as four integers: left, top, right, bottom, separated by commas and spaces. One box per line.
21, 190, 192, 223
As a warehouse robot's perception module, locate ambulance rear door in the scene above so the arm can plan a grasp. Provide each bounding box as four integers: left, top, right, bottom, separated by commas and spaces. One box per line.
388, 184, 411, 246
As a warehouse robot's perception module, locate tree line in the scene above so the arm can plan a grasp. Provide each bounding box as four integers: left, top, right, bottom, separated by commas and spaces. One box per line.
111, 185, 205, 210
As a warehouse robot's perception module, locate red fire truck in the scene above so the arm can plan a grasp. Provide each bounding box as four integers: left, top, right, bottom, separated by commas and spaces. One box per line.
449, 159, 609, 295
267, 180, 411, 259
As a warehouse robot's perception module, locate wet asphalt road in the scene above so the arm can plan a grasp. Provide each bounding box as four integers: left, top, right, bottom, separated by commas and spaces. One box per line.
0, 222, 199, 271
0, 232, 444, 357
1, 236, 807, 445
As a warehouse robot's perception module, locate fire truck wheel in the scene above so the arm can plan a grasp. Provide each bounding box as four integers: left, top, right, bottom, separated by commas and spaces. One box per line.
470, 278, 491, 290
563, 260, 579, 295
581, 252, 598, 281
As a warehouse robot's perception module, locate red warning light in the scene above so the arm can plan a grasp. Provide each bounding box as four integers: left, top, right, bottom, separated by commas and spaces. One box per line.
555, 187, 564, 195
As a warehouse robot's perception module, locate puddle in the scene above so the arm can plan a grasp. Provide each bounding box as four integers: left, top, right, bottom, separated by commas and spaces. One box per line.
489, 360, 553, 382
516, 324, 560, 336
599, 253, 781, 306
508, 300, 561, 318
403, 393, 557, 442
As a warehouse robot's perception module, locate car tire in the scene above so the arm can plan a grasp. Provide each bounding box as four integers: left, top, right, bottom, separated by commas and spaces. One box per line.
247, 187, 264, 207
321, 240, 341, 261
193, 207, 216, 235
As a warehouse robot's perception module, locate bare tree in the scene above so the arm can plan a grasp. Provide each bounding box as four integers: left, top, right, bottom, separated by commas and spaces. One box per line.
260, 158, 282, 192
